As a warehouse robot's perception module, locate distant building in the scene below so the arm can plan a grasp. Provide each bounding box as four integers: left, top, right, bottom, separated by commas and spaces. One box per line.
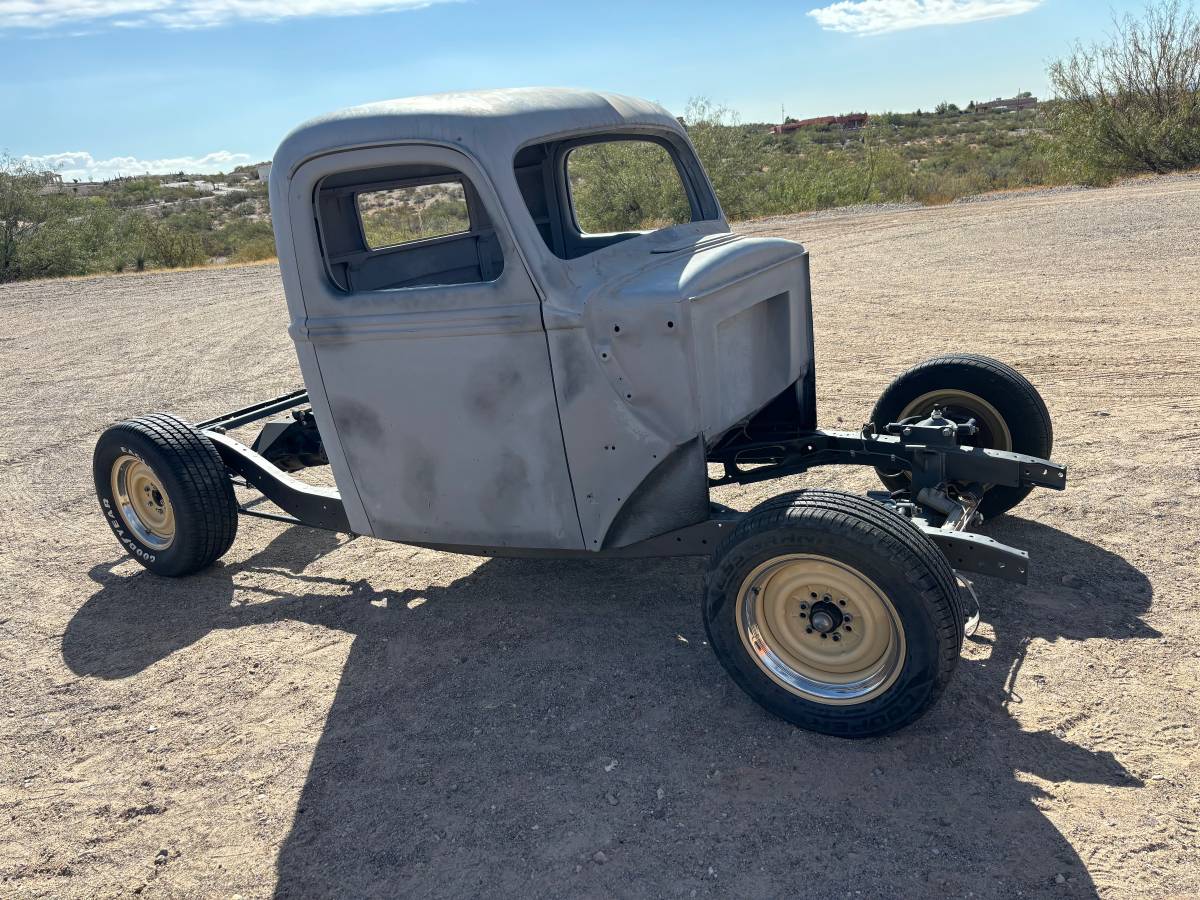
36, 173, 63, 195
162, 180, 217, 192
256, 163, 272, 182
974, 95, 1038, 113
769, 113, 868, 135
40, 177, 106, 197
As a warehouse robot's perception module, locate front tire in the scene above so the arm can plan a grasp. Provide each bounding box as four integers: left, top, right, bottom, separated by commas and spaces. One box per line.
704, 490, 963, 738
870, 354, 1053, 519
93, 414, 237, 576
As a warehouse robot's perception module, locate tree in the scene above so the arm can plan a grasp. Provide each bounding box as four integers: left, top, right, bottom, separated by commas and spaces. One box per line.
1048, 0, 1200, 179
0, 155, 68, 282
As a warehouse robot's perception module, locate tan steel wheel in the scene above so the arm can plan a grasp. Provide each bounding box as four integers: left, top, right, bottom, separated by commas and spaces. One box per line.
110, 454, 175, 551
735, 554, 906, 706
898, 388, 1013, 452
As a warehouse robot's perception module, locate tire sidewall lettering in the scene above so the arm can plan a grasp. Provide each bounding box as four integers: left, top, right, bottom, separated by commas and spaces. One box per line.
101, 445, 158, 564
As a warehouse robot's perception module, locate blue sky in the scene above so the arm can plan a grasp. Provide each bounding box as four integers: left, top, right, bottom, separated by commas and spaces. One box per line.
2, 0, 1147, 179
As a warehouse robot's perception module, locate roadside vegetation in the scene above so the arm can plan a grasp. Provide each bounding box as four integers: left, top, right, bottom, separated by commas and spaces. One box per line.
2, 0, 1197, 283
0, 162, 274, 282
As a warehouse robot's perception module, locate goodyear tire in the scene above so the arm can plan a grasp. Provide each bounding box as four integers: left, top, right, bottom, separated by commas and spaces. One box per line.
870, 354, 1053, 519
93, 414, 237, 576
704, 490, 962, 738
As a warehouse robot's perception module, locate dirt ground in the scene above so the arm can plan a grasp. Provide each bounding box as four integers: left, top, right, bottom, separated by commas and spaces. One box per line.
2, 175, 1198, 899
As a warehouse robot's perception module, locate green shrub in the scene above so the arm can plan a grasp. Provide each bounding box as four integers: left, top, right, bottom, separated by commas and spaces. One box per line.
1048, 0, 1200, 182
232, 235, 277, 262
139, 218, 205, 268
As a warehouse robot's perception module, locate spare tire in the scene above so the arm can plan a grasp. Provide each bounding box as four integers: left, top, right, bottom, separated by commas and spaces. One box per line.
870, 354, 1053, 519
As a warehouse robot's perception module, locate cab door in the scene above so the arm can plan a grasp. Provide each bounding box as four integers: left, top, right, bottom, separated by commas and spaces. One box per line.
282, 144, 582, 549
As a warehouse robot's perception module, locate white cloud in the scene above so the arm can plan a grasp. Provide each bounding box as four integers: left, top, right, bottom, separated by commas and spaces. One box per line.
808, 0, 1042, 35
0, 0, 447, 31
20, 150, 256, 181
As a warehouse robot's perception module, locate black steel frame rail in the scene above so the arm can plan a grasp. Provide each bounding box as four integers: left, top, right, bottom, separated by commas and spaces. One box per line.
195, 389, 309, 432
707, 428, 1067, 494
194, 395, 1062, 583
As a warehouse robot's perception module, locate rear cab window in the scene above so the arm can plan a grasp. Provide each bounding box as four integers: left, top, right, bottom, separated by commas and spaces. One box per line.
357, 181, 471, 250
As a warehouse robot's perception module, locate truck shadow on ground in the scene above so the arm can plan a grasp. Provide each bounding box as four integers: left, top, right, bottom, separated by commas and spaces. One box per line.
64, 518, 1156, 899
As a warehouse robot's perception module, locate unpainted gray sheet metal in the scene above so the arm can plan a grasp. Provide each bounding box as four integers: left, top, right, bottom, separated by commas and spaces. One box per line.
278, 141, 581, 548
544, 232, 810, 547
272, 88, 683, 183
271, 88, 814, 551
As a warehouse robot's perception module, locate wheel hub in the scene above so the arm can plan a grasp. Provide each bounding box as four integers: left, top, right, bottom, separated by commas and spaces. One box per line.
898, 388, 1013, 453
807, 600, 843, 634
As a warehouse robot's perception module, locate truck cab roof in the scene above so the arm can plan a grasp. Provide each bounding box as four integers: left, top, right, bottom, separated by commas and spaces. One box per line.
272, 87, 685, 179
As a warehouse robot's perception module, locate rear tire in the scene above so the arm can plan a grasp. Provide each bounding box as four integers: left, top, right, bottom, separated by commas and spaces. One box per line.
704, 490, 963, 738
93, 414, 237, 576
870, 354, 1053, 519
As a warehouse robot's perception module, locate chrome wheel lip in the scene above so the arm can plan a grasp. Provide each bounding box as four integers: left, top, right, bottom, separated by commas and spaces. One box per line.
110, 454, 175, 551
735, 554, 906, 706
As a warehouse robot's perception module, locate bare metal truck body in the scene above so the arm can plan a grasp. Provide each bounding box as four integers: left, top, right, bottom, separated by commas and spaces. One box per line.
270, 88, 812, 551
94, 88, 1067, 737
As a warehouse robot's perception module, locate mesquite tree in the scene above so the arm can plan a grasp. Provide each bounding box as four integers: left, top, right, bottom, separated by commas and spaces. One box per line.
1049, 1, 1200, 179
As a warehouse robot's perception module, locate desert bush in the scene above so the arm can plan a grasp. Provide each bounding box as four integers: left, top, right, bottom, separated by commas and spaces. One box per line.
1049, 0, 1200, 181
114, 177, 162, 207
11, 201, 127, 279
139, 218, 205, 268
211, 217, 278, 261
216, 190, 250, 209
232, 235, 277, 262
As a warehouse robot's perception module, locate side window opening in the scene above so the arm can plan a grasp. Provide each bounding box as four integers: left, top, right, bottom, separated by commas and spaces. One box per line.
515, 134, 711, 260
317, 163, 504, 293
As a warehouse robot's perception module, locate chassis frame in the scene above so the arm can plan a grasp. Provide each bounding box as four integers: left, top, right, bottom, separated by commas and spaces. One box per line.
198, 388, 1067, 585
